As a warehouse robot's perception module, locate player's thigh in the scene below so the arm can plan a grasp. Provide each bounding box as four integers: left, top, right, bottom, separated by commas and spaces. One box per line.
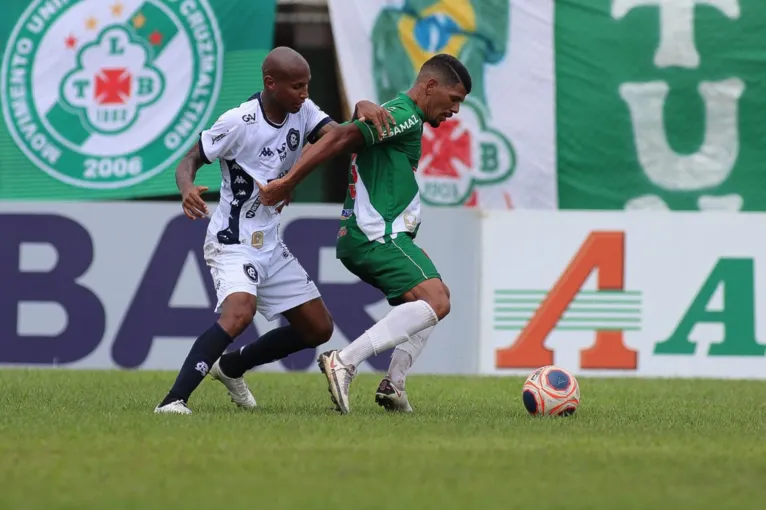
204, 243, 260, 335
341, 235, 442, 306
256, 256, 325, 331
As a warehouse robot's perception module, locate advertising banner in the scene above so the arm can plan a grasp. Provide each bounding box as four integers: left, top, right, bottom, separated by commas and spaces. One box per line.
0, 0, 276, 200
0, 202, 479, 374
479, 210, 766, 379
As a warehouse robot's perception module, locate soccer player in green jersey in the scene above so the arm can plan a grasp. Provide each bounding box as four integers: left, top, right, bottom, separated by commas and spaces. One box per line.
257, 54, 472, 414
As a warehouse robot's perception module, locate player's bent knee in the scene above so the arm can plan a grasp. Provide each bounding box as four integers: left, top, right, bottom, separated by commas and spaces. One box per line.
219, 309, 255, 338
304, 318, 334, 347
219, 294, 257, 337
430, 295, 450, 321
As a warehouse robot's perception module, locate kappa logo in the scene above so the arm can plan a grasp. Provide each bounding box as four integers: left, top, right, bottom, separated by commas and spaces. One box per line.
260, 147, 274, 158
1, 0, 223, 189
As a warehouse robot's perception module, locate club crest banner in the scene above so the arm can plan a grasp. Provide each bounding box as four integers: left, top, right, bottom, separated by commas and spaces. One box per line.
328, 0, 557, 209
0, 0, 276, 200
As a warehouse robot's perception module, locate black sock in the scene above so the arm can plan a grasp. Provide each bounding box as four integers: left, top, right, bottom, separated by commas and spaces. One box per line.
160, 323, 233, 406
218, 326, 308, 378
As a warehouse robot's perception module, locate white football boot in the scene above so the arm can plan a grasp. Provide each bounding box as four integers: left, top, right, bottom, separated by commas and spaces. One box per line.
375, 378, 413, 413
317, 350, 356, 414
154, 400, 192, 415
209, 359, 257, 409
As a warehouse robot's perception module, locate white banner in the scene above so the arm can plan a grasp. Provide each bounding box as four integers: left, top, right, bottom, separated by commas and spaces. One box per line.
479, 210, 766, 379
0, 202, 480, 374
327, 0, 556, 209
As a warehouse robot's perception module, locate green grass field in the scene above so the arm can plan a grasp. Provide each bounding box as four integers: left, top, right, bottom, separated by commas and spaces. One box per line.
0, 369, 764, 510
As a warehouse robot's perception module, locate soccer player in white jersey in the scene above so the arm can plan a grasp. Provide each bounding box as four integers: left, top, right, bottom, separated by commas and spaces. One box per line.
155, 47, 394, 414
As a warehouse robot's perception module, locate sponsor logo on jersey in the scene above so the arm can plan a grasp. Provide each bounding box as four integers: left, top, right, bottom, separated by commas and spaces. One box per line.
382, 114, 420, 140
245, 197, 261, 218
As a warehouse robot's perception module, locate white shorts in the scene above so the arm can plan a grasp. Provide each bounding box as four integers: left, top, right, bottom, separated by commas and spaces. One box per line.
204, 242, 321, 321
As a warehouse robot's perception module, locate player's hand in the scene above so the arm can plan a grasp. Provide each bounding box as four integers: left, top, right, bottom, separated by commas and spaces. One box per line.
275, 192, 293, 214
355, 100, 395, 140
257, 178, 292, 207
181, 185, 209, 219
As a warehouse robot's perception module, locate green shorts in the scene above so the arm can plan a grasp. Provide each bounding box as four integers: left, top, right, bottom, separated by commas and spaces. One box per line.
338, 234, 441, 305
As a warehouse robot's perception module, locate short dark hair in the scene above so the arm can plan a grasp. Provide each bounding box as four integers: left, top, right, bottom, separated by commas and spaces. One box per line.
420, 54, 472, 94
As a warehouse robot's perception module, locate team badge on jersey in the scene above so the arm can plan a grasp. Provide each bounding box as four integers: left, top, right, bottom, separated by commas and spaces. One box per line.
243, 263, 259, 283
286, 128, 300, 151
2, 0, 223, 189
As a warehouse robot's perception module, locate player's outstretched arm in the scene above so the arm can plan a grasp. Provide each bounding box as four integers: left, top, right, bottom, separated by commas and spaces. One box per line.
257, 123, 366, 206
175, 143, 209, 220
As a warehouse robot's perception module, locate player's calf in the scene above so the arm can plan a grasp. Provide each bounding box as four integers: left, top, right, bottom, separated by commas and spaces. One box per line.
155, 293, 255, 413
216, 297, 333, 383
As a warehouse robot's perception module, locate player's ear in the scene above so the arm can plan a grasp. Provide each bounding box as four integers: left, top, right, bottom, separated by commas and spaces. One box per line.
264, 75, 276, 91
425, 78, 439, 96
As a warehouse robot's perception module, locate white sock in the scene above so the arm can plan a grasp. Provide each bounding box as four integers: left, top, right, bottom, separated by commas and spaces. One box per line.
387, 326, 434, 387
338, 301, 438, 367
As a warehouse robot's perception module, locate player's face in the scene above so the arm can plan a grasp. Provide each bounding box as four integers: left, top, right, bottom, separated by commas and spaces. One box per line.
268, 69, 311, 114
425, 81, 467, 128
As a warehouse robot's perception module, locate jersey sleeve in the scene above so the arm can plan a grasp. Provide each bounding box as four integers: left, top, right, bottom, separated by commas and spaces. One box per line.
303, 99, 332, 144
352, 103, 421, 147
198, 109, 247, 164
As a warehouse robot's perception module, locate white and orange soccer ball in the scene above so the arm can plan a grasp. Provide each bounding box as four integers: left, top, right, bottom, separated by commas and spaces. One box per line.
522, 365, 580, 417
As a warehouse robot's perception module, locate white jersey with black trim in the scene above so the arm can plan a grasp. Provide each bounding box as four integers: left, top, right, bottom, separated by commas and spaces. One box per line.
198, 92, 331, 251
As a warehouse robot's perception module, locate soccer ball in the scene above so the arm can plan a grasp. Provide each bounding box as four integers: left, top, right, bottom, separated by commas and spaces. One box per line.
522, 365, 580, 417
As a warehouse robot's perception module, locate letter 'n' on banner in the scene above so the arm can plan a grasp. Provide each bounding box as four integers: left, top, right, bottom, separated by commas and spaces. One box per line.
495, 231, 638, 370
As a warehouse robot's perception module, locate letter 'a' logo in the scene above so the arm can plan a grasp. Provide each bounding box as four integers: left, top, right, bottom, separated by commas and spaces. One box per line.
1, 0, 223, 189
495, 232, 639, 370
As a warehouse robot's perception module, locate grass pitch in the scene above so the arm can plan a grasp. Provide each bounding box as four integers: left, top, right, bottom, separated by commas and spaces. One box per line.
0, 369, 764, 510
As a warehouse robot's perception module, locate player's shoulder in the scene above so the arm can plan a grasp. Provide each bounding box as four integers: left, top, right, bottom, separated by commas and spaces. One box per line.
216, 94, 260, 126
381, 94, 415, 114
296, 97, 324, 120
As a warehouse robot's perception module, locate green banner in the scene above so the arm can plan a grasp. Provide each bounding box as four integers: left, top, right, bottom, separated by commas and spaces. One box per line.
0, 0, 276, 200
556, 0, 766, 211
